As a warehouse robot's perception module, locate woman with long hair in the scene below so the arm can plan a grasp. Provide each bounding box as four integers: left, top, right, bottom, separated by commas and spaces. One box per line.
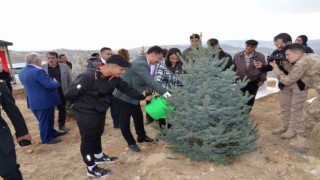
154, 48, 184, 128
117, 48, 130, 61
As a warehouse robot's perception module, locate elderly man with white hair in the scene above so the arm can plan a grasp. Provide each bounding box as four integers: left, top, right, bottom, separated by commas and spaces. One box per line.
19, 53, 64, 144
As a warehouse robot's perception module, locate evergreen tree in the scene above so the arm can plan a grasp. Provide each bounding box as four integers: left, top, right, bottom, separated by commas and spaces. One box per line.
139, 46, 146, 55
161, 41, 259, 165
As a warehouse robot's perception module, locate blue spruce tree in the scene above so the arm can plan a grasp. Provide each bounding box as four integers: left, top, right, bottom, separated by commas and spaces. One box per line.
161, 40, 259, 165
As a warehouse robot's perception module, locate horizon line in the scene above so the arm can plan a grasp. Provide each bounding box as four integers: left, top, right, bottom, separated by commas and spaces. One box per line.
8, 39, 320, 52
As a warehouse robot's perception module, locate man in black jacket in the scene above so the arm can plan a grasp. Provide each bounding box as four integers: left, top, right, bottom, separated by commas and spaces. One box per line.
0, 80, 31, 180
66, 55, 150, 178
207, 38, 233, 71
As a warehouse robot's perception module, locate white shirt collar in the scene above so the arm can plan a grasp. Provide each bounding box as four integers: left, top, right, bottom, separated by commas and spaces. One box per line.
101, 58, 106, 64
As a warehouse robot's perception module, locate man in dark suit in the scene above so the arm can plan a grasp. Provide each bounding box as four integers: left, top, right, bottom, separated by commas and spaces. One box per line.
145, 48, 168, 125
19, 53, 63, 144
42, 51, 72, 132
113, 45, 172, 152
0, 80, 31, 180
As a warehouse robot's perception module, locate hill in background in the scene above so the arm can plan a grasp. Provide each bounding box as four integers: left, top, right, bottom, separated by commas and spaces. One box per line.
8, 40, 320, 64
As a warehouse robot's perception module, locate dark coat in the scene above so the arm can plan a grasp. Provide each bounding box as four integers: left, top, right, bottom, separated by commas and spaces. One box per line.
41, 63, 72, 95
65, 68, 145, 113
113, 55, 167, 105
87, 58, 105, 69
0, 71, 12, 93
0, 81, 28, 173
213, 49, 233, 70
19, 65, 61, 110
303, 45, 314, 54
233, 50, 267, 82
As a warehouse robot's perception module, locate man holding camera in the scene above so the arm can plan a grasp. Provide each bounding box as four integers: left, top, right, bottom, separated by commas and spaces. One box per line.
0, 80, 31, 180
254, 33, 308, 139
269, 43, 320, 151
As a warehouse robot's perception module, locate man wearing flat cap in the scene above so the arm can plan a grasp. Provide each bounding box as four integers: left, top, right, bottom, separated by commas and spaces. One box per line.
233, 39, 267, 110
65, 55, 151, 178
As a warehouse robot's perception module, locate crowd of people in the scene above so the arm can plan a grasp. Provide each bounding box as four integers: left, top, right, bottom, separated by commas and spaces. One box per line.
0, 33, 319, 178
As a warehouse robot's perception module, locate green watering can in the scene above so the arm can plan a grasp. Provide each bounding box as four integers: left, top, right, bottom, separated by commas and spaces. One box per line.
145, 96, 174, 120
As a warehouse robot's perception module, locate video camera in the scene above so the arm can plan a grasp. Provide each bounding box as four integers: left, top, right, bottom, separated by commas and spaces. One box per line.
267, 47, 286, 62
266, 53, 285, 62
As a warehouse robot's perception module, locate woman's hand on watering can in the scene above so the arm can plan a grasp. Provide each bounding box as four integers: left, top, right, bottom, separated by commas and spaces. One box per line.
145, 95, 152, 101
165, 95, 173, 104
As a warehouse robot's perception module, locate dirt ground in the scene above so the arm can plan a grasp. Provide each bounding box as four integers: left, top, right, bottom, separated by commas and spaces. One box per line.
5, 89, 320, 180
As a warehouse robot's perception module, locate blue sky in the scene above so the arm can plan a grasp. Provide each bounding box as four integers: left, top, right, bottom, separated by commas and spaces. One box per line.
1, 0, 319, 51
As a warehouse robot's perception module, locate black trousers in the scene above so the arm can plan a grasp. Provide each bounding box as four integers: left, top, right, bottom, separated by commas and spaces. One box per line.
241, 80, 259, 108
73, 110, 106, 166
0, 126, 23, 180
57, 95, 67, 127
109, 95, 120, 128
116, 98, 146, 145
158, 118, 172, 129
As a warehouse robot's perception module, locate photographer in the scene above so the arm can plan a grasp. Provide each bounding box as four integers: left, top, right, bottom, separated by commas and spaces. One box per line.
0, 80, 31, 180
254, 33, 308, 139
269, 43, 320, 152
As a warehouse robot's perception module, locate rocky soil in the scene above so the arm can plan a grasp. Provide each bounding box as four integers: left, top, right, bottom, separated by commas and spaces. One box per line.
4, 89, 320, 180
